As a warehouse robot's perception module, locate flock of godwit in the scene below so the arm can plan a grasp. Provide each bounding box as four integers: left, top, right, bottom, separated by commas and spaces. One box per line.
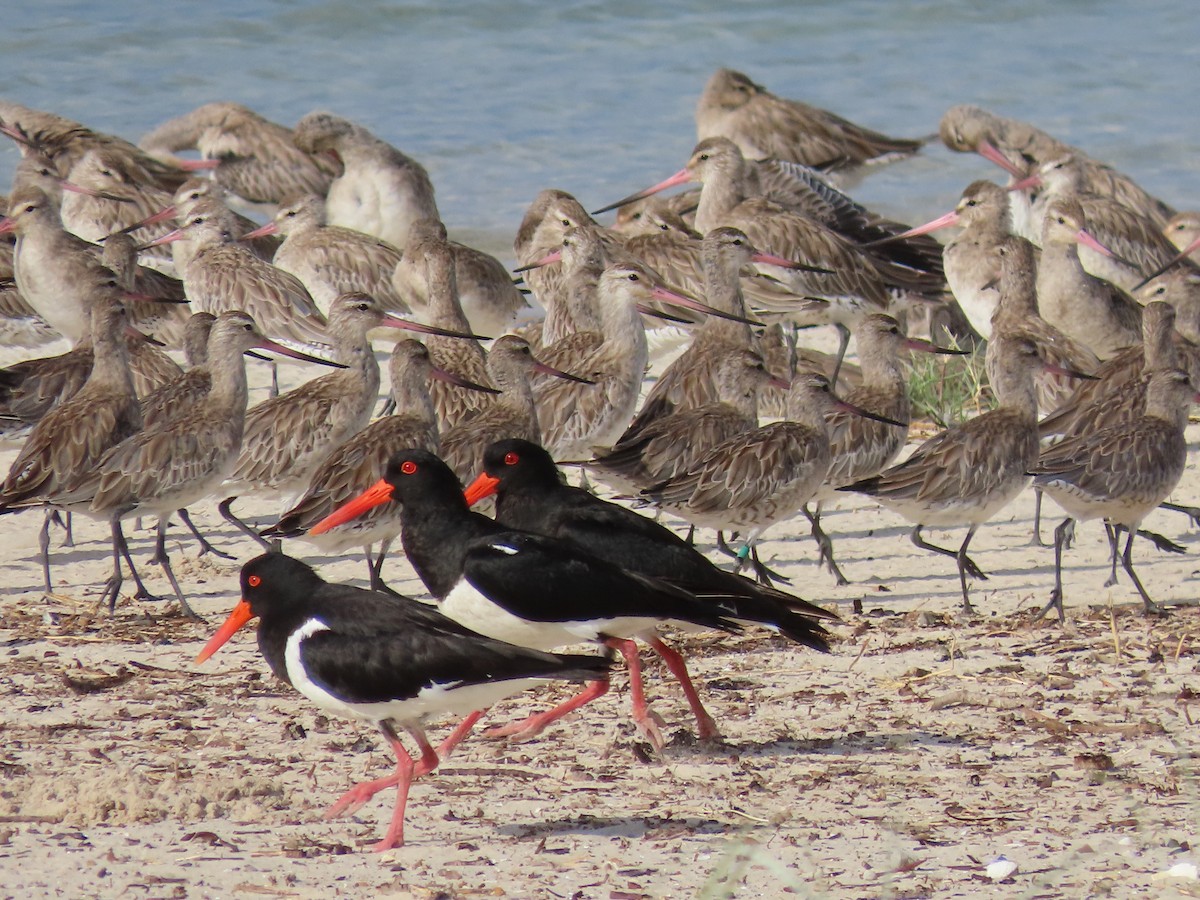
2, 66, 1199, 849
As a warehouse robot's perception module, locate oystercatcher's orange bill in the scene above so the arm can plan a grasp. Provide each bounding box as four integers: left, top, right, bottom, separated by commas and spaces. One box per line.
309, 478, 395, 535
463, 472, 501, 507
195, 599, 254, 664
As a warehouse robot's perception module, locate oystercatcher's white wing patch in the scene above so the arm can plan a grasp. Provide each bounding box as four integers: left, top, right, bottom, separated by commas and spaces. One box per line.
281, 615, 551, 724
284, 618, 349, 714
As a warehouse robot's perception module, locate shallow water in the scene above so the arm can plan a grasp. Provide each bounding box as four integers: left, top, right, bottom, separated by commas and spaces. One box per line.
2, 0, 1197, 258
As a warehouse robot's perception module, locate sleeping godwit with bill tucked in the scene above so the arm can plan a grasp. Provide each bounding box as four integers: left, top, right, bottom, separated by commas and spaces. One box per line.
695, 68, 925, 175
138, 101, 337, 206
292, 111, 439, 251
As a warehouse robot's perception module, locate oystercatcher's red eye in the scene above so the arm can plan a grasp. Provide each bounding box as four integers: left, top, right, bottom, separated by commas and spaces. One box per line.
248, 574, 261, 587
400, 461, 417, 475
504, 452, 519, 466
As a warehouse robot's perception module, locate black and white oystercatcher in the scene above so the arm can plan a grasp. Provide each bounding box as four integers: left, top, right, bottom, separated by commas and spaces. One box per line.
310, 449, 753, 749
463, 439, 836, 735
194, 552, 610, 851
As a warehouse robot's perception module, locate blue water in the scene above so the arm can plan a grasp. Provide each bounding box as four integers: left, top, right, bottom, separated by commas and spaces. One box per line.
2, 1, 1198, 258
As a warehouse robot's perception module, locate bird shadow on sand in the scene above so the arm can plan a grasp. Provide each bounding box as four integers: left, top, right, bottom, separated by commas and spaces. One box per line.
712, 728, 968, 761
499, 811, 731, 841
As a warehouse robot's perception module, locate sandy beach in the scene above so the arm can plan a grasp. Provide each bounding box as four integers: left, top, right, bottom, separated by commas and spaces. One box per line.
2, 357, 1199, 899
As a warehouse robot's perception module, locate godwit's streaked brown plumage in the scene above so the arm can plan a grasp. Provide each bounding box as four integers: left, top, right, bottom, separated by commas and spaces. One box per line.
1037, 301, 1191, 440
99, 232, 191, 348
616, 227, 777, 442
588, 347, 781, 496
841, 336, 1071, 611
594, 138, 915, 383
148, 194, 278, 275
0, 336, 96, 442
749, 157, 942, 267
139, 102, 337, 206
1030, 300, 1193, 549
881, 180, 1023, 341
602, 145, 946, 295
1036, 197, 1142, 359
518, 218, 718, 372
416, 232, 494, 430
438, 335, 581, 484
535, 258, 735, 460
579, 207, 709, 356
0, 101, 191, 193
112, 178, 282, 267
77, 311, 329, 616
1027, 155, 1183, 289
695, 68, 925, 175
292, 111, 438, 251
0, 190, 182, 429
8, 145, 108, 210
0, 209, 181, 423
241, 193, 408, 315
519, 223, 607, 354
216, 293, 441, 544
138, 312, 218, 430
619, 203, 709, 298
806, 313, 964, 584
1032, 366, 1197, 620
59, 147, 178, 269
141, 205, 330, 351
986, 237, 1100, 413
514, 189, 621, 316
642, 371, 877, 585
753, 321, 800, 419
125, 310, 233, 560
261, 339, 496, 589
5, 186, 185, 346
0, 294, 141, 594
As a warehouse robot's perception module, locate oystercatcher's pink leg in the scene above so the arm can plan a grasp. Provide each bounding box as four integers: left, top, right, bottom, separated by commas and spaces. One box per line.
648, 635, 719, 740
372, 724, 440, 852
326, 718, 449, 820
484, 676, 609, 740
612, 637, 665, 750
432, 710, 485, 763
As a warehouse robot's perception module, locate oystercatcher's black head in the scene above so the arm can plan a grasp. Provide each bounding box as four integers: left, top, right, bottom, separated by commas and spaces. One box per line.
309, 448, 467, 535
195, 552, 322, 664
464, 439, 564, 506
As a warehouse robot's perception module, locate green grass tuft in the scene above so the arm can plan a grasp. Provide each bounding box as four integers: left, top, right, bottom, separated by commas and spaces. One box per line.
907, 341, 994, 429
